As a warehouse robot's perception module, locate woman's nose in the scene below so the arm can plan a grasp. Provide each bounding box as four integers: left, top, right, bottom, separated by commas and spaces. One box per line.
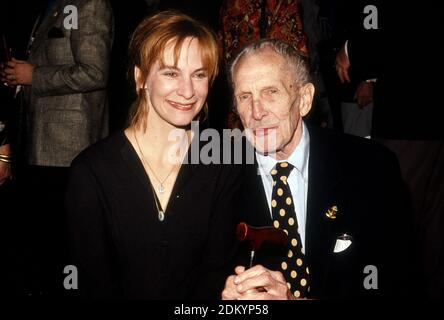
177, 77, 195, 99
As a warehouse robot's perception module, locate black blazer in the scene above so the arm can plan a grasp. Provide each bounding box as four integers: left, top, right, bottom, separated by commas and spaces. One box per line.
65, 131, 243, 299
238, 126, 413, 299
346, 1, 444, 139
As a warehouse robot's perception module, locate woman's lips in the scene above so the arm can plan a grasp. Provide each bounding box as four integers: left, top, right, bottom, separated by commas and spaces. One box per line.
167, 100, 195, 111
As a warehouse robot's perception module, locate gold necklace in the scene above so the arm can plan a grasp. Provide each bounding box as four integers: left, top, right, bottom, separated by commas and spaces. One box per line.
150, 178, 165, 222
134, 130, 176, 195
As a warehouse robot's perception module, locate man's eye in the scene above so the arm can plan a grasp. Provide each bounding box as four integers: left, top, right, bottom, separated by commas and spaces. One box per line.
268, 88, 278, 94
238, 94, 250, 102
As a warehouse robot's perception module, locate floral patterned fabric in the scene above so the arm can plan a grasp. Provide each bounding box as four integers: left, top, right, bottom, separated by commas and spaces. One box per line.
220, 0, 309, 62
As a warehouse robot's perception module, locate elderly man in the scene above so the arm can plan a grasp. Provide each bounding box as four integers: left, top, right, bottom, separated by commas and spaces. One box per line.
222, 39, 413, 300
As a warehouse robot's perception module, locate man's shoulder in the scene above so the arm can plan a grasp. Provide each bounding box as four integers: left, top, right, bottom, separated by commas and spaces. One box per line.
308, 126, 398, 170
70, 0, 112, 9
63, 0, 113, 24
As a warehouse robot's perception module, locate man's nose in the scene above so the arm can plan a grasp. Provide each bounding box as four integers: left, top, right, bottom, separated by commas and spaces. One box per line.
177, 77, 195, 99
252, 99, 267, 120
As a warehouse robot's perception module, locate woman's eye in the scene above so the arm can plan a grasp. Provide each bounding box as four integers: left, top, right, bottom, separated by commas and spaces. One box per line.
163, 71, 178, 77
193, 72, 207, 79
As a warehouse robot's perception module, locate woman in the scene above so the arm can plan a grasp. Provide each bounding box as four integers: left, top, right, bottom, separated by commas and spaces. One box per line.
65, 11, 242, 299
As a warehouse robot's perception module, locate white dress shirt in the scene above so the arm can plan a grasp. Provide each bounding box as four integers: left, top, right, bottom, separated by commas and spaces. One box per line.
256, 122, 310, 248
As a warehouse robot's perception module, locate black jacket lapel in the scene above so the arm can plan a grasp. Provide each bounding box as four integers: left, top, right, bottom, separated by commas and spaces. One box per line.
304, 126, 344, 294
241, 156, 272, 227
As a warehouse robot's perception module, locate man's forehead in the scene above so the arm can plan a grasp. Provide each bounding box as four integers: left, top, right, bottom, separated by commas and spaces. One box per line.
234, 72, 283, 89
234, 52, 293, 88
238, 49, 285, 68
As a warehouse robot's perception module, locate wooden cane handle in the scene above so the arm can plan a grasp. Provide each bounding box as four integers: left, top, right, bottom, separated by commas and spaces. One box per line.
236, 222, 288, 251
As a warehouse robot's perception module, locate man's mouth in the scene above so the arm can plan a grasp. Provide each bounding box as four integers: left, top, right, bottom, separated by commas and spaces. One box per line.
252, 126, 278, 137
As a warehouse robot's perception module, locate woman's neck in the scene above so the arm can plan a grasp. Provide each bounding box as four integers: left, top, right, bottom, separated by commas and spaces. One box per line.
129, 122, 192, 166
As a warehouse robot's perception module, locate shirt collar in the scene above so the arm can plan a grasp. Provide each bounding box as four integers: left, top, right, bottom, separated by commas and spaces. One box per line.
256, 121, 310, 179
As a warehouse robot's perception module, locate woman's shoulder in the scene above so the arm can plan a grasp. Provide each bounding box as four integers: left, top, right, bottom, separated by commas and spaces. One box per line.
191, 134, 248, 182
70, 130, 128, 169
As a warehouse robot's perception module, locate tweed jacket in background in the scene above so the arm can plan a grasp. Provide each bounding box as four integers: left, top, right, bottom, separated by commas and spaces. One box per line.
22, 0, 114, 167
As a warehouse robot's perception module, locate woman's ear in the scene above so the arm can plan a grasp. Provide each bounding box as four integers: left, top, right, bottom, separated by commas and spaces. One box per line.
134, 66, 143, 90
299, 83, 315, 117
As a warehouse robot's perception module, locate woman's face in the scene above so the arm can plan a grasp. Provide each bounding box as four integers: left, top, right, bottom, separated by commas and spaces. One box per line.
137, 37, 209, 128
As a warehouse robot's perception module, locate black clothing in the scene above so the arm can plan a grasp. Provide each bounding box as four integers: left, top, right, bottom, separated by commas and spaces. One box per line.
66, 131, 243, 299
238, 126, 413, 298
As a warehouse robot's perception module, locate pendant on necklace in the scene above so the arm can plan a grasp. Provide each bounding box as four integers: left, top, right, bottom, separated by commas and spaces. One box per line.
158, 211, 165, 222
158, 184, 165, 194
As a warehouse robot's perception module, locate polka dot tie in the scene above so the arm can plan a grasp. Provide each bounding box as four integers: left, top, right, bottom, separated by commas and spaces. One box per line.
271, 162, 310, 299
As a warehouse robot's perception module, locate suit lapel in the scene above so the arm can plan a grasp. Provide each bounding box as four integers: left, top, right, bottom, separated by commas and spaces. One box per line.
242, 155, 272, 227
305, 126, 344, 287
31, 0, 67, 54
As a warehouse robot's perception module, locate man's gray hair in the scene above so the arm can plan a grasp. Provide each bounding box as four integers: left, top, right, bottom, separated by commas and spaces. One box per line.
229, 39, 311, 88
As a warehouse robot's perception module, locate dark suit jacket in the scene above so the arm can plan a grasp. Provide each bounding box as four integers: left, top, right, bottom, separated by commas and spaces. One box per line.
346, 1, 444, 139
238, 125, 413, 299
65, 131, 243, 299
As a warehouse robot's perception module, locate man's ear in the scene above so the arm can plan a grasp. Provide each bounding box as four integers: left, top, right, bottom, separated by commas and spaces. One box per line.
299, 83, 315, 117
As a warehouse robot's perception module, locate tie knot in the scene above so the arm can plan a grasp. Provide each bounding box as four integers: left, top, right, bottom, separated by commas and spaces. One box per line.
271, 162, 294, 179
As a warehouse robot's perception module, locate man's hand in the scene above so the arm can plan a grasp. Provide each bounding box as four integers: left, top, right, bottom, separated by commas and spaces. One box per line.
0, 58, 34, 86
222, 265, 295, 300
0, 144, 12, 185
354, 81, 374, 108
335, 44, 351, 83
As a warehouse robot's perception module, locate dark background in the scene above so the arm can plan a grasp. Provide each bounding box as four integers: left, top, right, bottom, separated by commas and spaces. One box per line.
1, 0, 443, 299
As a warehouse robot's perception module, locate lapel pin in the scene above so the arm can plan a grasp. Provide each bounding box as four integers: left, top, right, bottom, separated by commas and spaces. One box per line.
325, 205, 338, 219
53, 11, 59, 17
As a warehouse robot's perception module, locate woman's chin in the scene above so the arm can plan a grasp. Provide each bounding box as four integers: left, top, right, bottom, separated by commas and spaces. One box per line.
167, 117, 196, 129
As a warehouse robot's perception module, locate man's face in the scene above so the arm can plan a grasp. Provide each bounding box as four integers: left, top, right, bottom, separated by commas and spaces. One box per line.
233, 49, 313, 158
